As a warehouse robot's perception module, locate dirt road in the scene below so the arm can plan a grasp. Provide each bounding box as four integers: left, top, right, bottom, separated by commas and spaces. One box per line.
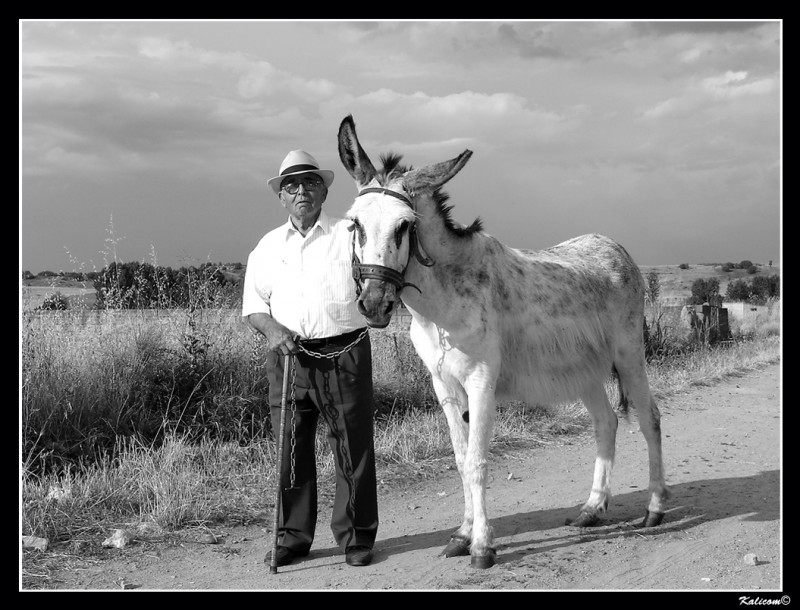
44, 363, 783, 593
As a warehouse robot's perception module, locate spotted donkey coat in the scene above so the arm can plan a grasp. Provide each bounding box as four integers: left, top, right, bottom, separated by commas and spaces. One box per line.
337, 115, 669, 569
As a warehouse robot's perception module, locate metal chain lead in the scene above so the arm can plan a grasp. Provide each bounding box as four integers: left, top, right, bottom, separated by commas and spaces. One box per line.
284, 328, 368, 489
288, 356, 297, 490
295, 328, 369, 360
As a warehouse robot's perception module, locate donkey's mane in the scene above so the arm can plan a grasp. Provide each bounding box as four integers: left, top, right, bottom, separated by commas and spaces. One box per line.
376, 153, 483, 238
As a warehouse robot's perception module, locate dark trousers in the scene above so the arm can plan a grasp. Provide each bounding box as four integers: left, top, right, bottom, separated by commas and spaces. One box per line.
267, 332, 378, 554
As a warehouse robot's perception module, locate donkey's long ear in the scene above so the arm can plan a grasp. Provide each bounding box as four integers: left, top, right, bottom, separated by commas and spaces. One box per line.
404, 149, 473, 192
338, 115, 378, 187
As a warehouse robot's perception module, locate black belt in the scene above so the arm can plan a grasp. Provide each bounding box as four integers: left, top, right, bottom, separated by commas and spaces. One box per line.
298, 328, 367, 349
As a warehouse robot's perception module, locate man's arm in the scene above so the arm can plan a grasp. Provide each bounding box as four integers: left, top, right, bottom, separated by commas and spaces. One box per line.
246, 312, 299, 356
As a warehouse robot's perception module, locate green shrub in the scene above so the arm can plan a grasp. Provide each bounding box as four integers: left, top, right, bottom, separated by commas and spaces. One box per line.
39, 292, 69, 311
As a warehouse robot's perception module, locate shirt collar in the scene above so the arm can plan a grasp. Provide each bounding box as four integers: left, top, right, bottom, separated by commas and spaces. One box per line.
284, 210, 331, 238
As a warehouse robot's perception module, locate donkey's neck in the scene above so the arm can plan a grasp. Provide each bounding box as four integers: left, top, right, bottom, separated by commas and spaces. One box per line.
411, 195, 482, 266
402, 196, 487, 325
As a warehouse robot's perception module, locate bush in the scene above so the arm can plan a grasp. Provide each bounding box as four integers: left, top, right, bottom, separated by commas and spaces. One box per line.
39, 292, 69, 311
679, 263, 690, 270
726, 279, 750, 301
726, 275, 779, 305
645, 271, 660, 306
688, 277, 720, 305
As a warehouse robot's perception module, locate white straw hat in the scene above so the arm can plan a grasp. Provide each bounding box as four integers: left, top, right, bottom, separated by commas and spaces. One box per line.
267, 149, 335, 194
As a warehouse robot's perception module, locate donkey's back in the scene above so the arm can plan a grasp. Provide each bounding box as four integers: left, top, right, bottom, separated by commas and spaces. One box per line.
492, 233, 647, 405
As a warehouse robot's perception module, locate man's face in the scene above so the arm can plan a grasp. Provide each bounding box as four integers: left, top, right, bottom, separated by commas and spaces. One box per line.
279, 172, 327, 228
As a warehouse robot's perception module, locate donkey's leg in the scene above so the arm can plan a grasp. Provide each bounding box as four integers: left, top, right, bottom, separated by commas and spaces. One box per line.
615, 354, 670, 526
431, 376, 472, 557
462, 378, 497, 568
570, 382, 618, 527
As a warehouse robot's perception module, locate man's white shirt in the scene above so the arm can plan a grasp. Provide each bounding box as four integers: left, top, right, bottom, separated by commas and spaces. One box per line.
242, 211, 364, 339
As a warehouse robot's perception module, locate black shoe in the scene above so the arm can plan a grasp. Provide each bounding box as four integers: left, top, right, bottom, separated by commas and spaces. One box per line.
264, 546, 306, 567
345, 546, 373, 567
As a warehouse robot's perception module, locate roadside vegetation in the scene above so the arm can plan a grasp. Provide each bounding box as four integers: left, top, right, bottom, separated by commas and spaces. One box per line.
21, 262, 781, 588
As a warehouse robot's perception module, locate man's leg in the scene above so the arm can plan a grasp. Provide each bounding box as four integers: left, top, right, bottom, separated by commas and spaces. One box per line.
308, 337, 378, 552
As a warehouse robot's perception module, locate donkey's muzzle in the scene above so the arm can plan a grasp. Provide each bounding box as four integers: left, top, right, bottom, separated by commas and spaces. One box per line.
356, 280, 397, 328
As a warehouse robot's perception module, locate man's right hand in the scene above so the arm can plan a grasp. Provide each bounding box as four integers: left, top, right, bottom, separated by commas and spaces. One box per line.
246, 313, 299, 355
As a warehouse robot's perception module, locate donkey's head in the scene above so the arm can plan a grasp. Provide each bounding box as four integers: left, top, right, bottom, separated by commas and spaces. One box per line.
337, 115, 472, 328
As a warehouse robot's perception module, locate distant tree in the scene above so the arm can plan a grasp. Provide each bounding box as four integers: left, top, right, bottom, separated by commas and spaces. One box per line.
721, 262, 735, 272
645, 271, 660, 306
750, 275, 780, 303
746, 265, 758, 275
726, 279, 750, 301
679, 263, 690, 270
688, 277, 720, 305
38, 270, 57, 277
94, 260, 233, 309
725, 275, 779, 304
22, 270, 35, 280
739, 260, 753, 270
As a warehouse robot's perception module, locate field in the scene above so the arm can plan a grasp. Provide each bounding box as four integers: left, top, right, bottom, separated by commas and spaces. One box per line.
21, 261, 779, 313
20, 260, 782, 590
637, 262, 779, 305
21, 277, 96, 310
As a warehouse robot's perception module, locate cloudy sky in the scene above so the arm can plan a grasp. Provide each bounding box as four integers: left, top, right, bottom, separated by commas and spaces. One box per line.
20, 20, 781, 274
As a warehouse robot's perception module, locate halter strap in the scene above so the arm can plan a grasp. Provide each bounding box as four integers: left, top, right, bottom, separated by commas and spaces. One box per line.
358, 187, 412, 206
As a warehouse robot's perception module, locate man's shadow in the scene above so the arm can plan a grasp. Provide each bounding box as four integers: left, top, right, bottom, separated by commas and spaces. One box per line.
311, 470, 779, 565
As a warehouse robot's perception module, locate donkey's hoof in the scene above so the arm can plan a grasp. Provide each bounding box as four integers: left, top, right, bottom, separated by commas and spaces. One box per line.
442, 535, 471, 558
641, 510, 665, 527
470, 549, 496, 569
566, 511, 600, 527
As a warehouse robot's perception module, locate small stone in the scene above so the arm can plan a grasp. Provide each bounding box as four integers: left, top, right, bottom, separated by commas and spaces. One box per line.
22, 535, 49, 552
103, 529, 133, 549
198, 533, 218, 544
743, 553, 759, 566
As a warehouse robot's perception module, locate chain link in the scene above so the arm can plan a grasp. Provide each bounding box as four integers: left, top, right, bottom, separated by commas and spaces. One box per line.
295, 328, 369, 360
436, 324, 451, 377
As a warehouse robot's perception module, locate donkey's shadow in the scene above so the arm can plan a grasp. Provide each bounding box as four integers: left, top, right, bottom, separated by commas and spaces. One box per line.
367, 470, 779, 564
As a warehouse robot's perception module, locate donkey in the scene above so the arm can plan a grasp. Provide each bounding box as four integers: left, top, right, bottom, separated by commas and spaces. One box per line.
337, 115, 669, 569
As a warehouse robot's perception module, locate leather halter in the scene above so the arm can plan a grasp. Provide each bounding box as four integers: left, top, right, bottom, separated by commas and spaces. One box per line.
350, 187, 435, 296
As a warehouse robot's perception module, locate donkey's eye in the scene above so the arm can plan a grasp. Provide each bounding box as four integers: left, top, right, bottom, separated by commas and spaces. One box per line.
394, 220, 410, 249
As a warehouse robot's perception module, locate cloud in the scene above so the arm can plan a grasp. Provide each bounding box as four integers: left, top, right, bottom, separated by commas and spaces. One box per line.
323, 88, 579, 156
641, 70, 777, 120
701, 71, 776, 99
632, 21, 772, 36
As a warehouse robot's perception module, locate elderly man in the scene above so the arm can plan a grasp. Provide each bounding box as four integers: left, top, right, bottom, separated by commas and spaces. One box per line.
242, 149, 377, 568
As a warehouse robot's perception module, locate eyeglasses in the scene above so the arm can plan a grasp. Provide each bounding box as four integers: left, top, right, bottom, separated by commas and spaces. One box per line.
281, 177, 323, 194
